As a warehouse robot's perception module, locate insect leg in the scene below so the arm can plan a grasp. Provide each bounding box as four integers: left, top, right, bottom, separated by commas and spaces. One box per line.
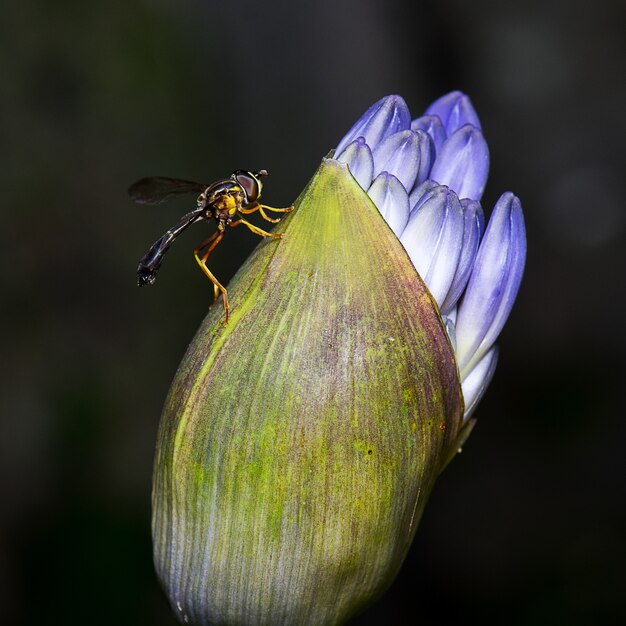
241, 204, 280, 223
258, 204, 293, 223
194, 232, 221, 302
258, 204, 293, 213
240, 203, 292, 223
238, 204, 260, 215
197, 263, 229, 323
257, 207, 281, 223
194, 231, 219, 256
193, 232, 230, 323
230, 219, 283, 238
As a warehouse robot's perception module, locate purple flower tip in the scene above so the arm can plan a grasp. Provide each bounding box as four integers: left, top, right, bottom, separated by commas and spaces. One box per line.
371, 129, 434, 192
399, 185, 465, 307
332, 93, 525, 419
461, 346, 499, 420
455, 192, 527, 377
367, 172, 410, 236
440, 198, 484, 315
425, 91, 482, 134
409, 179, 440, 214
336, 137, 374, 190
429, 125, 490, 201
335, 95, 411, 157
410, 115, 447, 154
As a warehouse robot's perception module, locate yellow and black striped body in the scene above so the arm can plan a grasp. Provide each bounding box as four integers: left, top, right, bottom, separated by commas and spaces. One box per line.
200, 179, 246, 229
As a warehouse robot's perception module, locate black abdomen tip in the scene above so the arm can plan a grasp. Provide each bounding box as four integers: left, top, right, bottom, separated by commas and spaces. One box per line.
137, 264, 157, 286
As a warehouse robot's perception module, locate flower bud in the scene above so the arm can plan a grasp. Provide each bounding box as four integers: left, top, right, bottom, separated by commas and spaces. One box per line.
424, 90, 482, 134
336, 137, 374, 189
152, 159, 464, 626
455, 192, 526, 377
367, 171, 410, 236
335, 95, 411, 156
430, 125, 490, 201
410, 114, 447, 154
440, 198, 484, 315
371, 129, 434, 191
399, 185, 465, 309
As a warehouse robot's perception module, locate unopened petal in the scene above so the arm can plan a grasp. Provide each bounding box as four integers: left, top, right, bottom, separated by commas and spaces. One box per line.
443, 314, 457, 353
430, 125, 490, 201
440, 199, 484, 315
400, 186, 465, 307
372, 129, 434, 192
445, 306, 457, 325
368, 172, 410, 237
425, 91, 482, 134
455, 193, 526, 377
411, 115, 447, 154
409, 180, 439, 214
336, 138, 375, 189
461, 347, 499, 420
335, 95, 411, 156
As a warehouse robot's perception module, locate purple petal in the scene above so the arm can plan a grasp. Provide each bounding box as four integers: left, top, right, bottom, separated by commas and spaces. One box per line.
445, 306, 457, 325
425, 91, 482, 134
455, 193, 527, 377
461, 347, 499, 420
367, 172, 410, 237
440, 198, 484, 315
443, 314, 457, 353
409, 180, 440, 214
335, 95, 411, 156
430, 125, 490, 201
411, 115, 447, 154
372, 129, 434, 192
462, 196, 485, 236
336, 137, 374, 189
399, 186, 465, 307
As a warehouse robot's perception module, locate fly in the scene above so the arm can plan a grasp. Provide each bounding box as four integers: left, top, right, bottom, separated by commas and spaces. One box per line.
129, 169, 292, 324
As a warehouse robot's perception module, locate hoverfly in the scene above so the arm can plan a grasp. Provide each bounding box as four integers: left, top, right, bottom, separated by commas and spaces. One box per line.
129, 170, 292, 324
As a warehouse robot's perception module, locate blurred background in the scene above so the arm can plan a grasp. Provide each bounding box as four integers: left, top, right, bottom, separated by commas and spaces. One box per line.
1, 0, 625, 624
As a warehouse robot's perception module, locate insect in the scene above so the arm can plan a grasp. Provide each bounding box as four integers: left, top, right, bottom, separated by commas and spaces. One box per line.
129, 169, 292, 324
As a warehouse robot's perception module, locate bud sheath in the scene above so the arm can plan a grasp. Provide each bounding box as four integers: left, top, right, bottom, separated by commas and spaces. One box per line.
153, 159, 463, 625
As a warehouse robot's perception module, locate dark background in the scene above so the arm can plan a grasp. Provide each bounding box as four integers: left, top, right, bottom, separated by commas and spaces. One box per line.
1, 0, 625, 624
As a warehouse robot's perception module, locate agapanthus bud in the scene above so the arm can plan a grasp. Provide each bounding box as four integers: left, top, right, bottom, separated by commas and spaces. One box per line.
461, 346, 499, 419
332, 92, 525, 421
336, 137, 374, 189
151, 91, 526, 626
424, 90, 482, 134
367, 172, 410, 236
153, 159, 464, 626
371, 129, 434, 191
410, 114, 447, 154
430, 124, 490, 201
440, 198, 484, 315
399, 185, 465, 307
455, 192, 526, 377
409, 179, 440, 212
335, 94, 411, 156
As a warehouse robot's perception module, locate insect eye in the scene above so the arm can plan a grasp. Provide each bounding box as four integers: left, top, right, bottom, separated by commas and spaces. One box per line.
234, 171, 260, 202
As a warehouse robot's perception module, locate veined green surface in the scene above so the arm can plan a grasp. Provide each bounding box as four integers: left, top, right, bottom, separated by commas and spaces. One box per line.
152, 159, 464, 626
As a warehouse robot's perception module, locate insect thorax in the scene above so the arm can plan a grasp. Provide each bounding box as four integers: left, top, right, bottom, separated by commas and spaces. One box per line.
205, 181, 244, 222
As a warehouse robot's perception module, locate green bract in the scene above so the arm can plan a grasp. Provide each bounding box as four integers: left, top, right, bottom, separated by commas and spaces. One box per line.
153, 159, 464, 625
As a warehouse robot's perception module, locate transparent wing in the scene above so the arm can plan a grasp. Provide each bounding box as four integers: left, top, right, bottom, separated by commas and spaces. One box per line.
128, 177, 208, 205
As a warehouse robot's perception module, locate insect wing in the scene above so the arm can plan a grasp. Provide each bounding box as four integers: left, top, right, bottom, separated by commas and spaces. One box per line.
129, 177, 207, 205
